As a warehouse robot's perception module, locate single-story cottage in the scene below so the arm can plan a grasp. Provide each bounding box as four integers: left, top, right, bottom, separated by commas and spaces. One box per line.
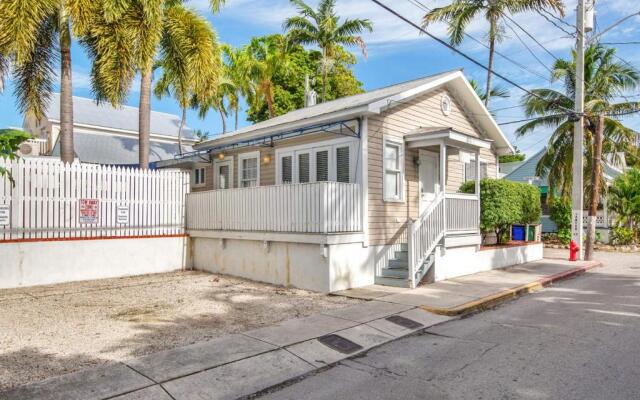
163, 70, 543, 292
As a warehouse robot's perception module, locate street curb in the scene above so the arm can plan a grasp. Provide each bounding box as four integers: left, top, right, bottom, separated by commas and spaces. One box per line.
420, 261, 603, 317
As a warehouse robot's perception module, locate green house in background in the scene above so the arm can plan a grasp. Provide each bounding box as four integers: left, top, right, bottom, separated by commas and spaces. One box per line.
503, 147, 624, 239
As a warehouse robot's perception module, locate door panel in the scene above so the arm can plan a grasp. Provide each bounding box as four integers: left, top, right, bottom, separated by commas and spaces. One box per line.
419, 151, 440, 214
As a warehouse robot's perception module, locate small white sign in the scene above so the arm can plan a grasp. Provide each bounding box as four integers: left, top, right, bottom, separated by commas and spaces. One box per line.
79, 199, 100, 224
116, 206, 129, 224
0, 204, 9, 226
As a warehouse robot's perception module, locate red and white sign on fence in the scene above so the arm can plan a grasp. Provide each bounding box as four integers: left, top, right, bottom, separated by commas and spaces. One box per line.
0, 158, 189, 241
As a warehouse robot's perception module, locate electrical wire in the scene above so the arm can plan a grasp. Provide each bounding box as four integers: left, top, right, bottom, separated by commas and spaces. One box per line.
501, 13, 560, 61
372, 0, 576, 115
503, 19, 554, 74
405, 0, 551, 82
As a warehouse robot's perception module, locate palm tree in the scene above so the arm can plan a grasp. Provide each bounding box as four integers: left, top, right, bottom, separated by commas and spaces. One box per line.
284, 0, 372, 103
153, 7, 222, 154
469, 79, 509, 102
516, 45, 640, 259
245, 35, 291, 119
0, 0, 103, 163
193, 75, 234, 134
422, 0, 564, 107
86, 0, 225, 168
222, 44, 255, 131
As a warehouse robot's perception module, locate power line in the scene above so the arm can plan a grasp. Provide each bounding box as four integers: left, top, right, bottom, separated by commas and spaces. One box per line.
497, 114, 568, 126
501, 13, 559, 61
381, 0, 576, 113
503, 19, 554, 74
404, 0, 551, 81
600, 41, 640, 45
537, 8, 576, 37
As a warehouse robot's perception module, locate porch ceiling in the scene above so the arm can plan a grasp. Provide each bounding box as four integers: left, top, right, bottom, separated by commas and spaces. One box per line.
404, 127, 493, 152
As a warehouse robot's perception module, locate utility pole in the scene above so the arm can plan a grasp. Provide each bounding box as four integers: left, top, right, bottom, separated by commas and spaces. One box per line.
571, 0, 587, 260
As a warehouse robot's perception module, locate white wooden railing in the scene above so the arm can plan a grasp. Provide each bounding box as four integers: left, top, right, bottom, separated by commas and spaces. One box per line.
407, 191, 445, 288
445, 193, 480, 232
186, 182, 362, 234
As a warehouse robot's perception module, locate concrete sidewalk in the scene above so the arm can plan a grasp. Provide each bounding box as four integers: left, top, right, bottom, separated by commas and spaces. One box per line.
1, 257, 600, 400
335, 257, 602, 315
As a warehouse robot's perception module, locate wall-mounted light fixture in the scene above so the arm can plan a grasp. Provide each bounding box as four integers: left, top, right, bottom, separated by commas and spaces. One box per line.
262, 154, 271, 164
413, 156, 421, 167
217, 152, 225, 161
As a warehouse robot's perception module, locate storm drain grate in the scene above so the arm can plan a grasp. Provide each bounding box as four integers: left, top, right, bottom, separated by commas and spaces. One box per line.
385, 315, 424, 330
317, 334, 364, 354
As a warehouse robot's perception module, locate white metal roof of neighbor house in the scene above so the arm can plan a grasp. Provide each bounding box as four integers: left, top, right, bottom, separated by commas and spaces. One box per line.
505, 146, 625, 186
196, 69, 514, 155
45, 94, 195, 139
51, 132, 192, 165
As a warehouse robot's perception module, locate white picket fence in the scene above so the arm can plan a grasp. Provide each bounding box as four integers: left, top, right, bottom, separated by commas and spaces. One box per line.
0, 158, 189, 241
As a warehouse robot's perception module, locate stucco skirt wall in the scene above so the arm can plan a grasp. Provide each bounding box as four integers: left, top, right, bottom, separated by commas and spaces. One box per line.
191, 237, 374, 293
0, 236, 189, 289
434, 242, 544, 282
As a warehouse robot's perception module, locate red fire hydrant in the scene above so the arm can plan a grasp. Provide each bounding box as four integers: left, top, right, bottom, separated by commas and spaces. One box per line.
569, 240, 580, 261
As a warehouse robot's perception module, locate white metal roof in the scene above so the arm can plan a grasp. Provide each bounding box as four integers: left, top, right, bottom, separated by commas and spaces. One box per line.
45, 94, 194, 139
195, 70, 514, 155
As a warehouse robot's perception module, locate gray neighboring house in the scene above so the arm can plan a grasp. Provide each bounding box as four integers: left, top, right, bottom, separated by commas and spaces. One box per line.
22, 94, 195, 166
504, 146, 625, 239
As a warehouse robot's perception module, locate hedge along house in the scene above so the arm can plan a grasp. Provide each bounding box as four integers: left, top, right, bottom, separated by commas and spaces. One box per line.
169, 70, 542, 292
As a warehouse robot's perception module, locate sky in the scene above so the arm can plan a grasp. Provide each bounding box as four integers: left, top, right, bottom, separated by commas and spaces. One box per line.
1, 0, 639, 158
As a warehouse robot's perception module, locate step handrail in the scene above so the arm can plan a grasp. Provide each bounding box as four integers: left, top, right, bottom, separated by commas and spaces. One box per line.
407, 191, 446, 288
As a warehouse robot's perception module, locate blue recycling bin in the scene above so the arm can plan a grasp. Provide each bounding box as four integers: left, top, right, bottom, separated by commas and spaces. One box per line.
512, 225, 526, 241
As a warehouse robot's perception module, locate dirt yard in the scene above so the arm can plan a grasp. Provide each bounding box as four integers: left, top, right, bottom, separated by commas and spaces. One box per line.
0, 271, 361, 391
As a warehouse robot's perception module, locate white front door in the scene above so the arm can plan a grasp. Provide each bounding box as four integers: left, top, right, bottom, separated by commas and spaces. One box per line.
419, 150, 440, 214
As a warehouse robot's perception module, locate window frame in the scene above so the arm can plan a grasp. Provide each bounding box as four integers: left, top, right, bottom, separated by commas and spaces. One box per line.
274, 137, 357, 185
192, 165, 207, 188
464, 155, 489, 182
238, 151, 261, 188
383, 135, 405, 202
213, 157, 234, 190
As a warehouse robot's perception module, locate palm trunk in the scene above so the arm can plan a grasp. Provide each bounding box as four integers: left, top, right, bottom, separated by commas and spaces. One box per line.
138, 66, 152, 169
59, 20, 74, 164
177, 107, 186, 155
234, 105, 239, 131
321, 51, 328, 103
585, 115, 604, 260
484, 35, 495, 108
219, 108, 227, 134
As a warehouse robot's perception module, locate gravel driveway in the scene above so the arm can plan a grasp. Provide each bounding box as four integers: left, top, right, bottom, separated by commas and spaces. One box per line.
0, 271, 361, 391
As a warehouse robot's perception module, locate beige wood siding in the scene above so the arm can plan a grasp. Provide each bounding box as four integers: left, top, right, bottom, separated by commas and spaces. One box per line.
367, 88, 499, 246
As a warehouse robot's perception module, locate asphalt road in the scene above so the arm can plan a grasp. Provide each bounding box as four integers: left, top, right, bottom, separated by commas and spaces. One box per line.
257, 250, 640, 400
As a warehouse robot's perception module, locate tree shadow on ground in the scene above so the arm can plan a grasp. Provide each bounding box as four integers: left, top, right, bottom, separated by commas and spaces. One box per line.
0, 347, 108, 393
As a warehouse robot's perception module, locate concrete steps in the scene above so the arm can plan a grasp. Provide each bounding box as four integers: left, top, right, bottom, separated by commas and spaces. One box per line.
375, 245, 436, 288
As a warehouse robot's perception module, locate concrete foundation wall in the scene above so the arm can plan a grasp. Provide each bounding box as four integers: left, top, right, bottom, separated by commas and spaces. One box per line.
434, 242, 544, 282
0, 236, 189, 289
192, 237, 375, 293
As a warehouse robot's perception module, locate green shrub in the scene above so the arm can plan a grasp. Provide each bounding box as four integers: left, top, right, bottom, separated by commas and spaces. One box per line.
611, 227, 634, 245
460, 179, 541, 244
548, 197, 572, 245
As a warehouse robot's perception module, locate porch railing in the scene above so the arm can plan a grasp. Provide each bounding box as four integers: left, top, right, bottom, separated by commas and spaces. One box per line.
408, 192, 445, 288
186, 181, 362, 234
445, 193, 480, 232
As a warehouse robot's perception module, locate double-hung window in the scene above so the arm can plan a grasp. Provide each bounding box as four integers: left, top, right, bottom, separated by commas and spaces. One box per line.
383, 137, 404, 201
464, 158, 488, 182
193, 167, 206, 187
238, 151, 260, 188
